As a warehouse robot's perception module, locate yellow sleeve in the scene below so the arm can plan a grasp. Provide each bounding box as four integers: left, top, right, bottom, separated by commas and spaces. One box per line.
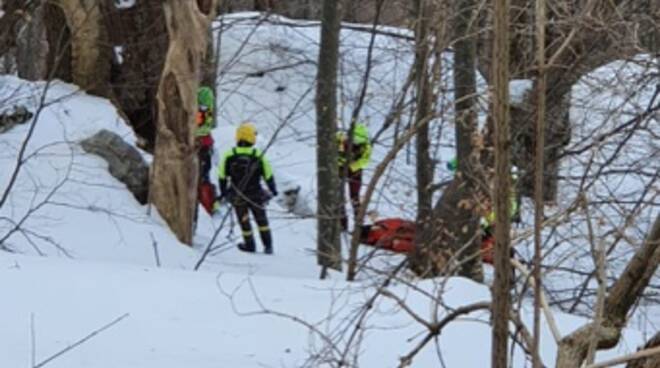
349, 143, 371, 172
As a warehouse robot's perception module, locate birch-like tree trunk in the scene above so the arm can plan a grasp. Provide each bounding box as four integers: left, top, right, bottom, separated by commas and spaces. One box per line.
315, 0, 342, 273
491, 0, 511, 366
150, 0, 213, 245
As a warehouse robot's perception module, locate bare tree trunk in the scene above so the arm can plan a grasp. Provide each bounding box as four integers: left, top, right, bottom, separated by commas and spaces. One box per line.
491, 0, 511, 366
532, 0, 546, 366
1, 1, 43, 76
0, 1, 32, 61
103, 0, 168, 150
150, 0, 212, 245
58, 0, 112, 97
412, 0, 434, 254
43, 1, 72, 82
201, 0, 220, 88
315, 0, 342, 273
556, 215, 660, 368
13, 1, 72, 82
409, 0, 483, 281
16, 3, 48, 80
447, 0, 484, 281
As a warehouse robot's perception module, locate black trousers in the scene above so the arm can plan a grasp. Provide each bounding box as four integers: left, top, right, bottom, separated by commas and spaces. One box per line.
233, 196, 272, 251
198, 146, 212, 183
339, 167, 362, 230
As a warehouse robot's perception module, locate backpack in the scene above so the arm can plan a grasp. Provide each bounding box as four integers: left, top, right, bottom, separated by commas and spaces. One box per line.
228, 148, 260, 193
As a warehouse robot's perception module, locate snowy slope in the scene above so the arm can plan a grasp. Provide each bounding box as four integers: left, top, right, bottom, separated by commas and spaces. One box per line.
0, 77, 196, 267
0, 254, 645, 368
1, 12, 657, 368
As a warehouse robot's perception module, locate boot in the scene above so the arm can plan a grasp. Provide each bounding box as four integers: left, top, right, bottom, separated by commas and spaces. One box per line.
237, 242, 256, 253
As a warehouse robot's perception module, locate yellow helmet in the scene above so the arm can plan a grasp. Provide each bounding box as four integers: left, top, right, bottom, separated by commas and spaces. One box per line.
236, 122, 257, 144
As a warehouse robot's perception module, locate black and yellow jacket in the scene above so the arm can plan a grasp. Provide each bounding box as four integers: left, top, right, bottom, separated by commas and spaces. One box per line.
218, 143, 277, 200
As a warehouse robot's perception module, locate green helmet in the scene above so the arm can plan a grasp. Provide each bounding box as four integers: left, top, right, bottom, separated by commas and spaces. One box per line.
447, 157, 458, 172
352, 123, 369, 144
198, 86, 215, 111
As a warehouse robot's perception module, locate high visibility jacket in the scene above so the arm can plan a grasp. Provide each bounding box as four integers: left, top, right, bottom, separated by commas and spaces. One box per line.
337, 133, 372, 172
483, 188, 519, 229
196, 110, 216, 137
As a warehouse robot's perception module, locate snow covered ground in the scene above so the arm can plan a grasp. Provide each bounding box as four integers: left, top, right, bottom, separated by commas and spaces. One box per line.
1, 12, 657, 367
6, 254, 638, 368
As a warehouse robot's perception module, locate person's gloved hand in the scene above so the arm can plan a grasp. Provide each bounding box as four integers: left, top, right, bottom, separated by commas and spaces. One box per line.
261, 191, 273, 205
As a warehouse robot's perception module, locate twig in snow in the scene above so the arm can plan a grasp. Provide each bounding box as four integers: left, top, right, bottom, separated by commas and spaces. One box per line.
33, 313, 130, 368
194, 207, 232, 271
150, 232, 161, 267
30, 313, 36, 368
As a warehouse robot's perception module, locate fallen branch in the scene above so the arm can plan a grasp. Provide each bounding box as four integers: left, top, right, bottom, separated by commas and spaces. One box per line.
511, 258, 562, 343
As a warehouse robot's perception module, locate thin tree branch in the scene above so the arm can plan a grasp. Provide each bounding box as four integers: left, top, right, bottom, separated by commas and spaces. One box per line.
34, 313, 130, 368
585, 346, 660, 368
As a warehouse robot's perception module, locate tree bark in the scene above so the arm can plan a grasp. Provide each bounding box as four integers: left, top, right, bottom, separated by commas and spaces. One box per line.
0, 1, 32, 61
12, 0, 109, 94
409, 0, 484, 281
12, 1, 72, 82
103, 0, 168, 150
491, 0, 512, 366
150, 0, 211, 245
412, 0, 434, 255
532, 0, 546, 366
556, 214, 660, 368
43, 1, 72, 82
57, 0, 112, 97
315, 0, 342, 273
626, 332, 660, 368
1, 1, 44, 76
198, 0, 220, 79
16, 3, 48, 80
